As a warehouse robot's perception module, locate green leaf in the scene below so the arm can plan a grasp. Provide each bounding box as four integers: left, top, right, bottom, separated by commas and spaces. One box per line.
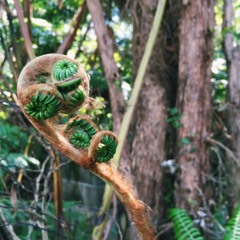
224, 204, 240, 240
0, 153, 40, 172
168, 208, 204, 240
179, 137, 191, 146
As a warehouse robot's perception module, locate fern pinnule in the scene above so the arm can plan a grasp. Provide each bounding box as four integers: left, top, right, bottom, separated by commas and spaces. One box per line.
168, 208, 204, 240
224, 204, 240, 240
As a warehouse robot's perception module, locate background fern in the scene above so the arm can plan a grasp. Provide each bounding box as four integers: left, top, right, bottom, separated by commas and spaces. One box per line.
168, 208, 204, 240
0, 122, 28, 153
224, 204, 240, 240
0, 121, 39, 172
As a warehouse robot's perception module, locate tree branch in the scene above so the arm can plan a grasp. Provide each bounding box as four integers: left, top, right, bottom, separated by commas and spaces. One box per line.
57, 1, 87, 54
86, 0, 125, 133
13, 0, 35, 60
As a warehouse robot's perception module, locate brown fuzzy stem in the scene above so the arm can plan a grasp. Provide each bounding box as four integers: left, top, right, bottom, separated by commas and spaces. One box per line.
89, 163, 156, 240
88, 130, 117, 160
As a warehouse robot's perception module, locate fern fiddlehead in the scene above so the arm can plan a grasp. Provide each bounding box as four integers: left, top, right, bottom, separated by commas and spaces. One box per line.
63, 86, 86, 112
53, 59, 78, 81
17, 54, 155, 239
25, 93, 62, 120
87, 131, 118, 163
70, 131, 90, 148
66, 116, 97, 149
18, 55, 116, 163
96, 136, 118, 162
57, 78, 82, 92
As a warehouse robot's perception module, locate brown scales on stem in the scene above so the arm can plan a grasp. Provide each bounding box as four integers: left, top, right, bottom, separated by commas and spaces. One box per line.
17, 54, 156, 240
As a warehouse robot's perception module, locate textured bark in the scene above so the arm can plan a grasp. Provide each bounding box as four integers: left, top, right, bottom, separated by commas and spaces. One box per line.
175, 0, 214, 210
223, 0, 240, 207
129, 0, 179, 219
86, 0, 125, 133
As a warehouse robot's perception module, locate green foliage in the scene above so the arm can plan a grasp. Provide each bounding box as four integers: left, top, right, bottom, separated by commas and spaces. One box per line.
53, 60, 78, 81
211, 57, 227, 105
0, 153, 39, 172
57, 78, 82, 92
67, 118, 97, 136
168, 208, 204, 240
0, 199, 93, 240
31, 23, 59, 55
224, 205, 240, 240
179, 137, 191, 147
34, 0, 84, 26
63, 202, 93, 240
67, 118, 97, 149
70, 130, 90, 148
96, 135, 118, 162
166, 108, 182, 129
88, 70, 108, 92
0, 122, 39, 173
211, 205, 228, 239
0, 121, 28, 154
25, 93, 62, 120
67, 88, 86, 106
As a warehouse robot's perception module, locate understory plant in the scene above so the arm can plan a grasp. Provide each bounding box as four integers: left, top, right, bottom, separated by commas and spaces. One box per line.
169, 206, 240, 240
224, 204, 240, 240
168, 208, 204, 240
17, 54, 155, 239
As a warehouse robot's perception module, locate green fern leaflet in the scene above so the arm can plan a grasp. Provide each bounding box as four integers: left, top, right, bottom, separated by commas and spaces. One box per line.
224, 204, 240, 240
168, 208, 204, 240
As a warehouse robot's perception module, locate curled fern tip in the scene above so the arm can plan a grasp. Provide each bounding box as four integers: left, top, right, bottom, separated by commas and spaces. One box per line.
53, 60, 78, 81
25, 93, 62, 120
96, 136, 117, 162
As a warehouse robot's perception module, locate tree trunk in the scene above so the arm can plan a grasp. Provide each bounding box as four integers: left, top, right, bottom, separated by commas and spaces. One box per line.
223, 0, 240, 209
175, 0, 214, 211
129, 0, 180, 221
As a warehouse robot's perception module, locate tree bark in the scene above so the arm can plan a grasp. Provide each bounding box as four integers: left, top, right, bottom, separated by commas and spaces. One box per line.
129, 0, 180, 220
223, 0, 240, 208
175, 0, 214, 211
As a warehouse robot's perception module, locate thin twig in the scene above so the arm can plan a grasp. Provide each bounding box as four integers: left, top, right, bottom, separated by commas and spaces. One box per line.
206, 137, 239, 166
0, 207, 20, 240
197, 187, 225, 234
57, 1, 86, 54
13, 0, 35, 60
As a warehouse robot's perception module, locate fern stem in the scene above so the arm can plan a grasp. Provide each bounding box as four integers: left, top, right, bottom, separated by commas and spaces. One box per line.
17, 53, 156, 239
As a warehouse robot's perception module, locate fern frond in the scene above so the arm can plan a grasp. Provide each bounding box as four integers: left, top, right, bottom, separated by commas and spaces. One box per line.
168, 208, 204, 240
224, 204, 240, 240
0, 153, 39, 172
